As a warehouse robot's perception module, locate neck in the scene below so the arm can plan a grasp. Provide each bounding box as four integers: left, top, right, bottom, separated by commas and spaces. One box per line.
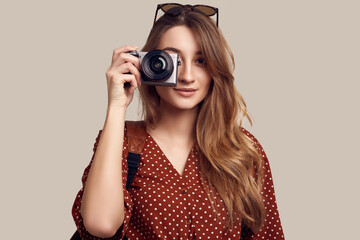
148, 100, 198, 145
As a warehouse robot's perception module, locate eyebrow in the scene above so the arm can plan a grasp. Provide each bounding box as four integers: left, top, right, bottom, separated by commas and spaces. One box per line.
162, 47, 203, 55
162, 47, 181, 53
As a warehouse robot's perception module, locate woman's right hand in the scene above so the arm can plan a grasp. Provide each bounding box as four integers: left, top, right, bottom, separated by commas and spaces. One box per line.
105, 45, 141, 109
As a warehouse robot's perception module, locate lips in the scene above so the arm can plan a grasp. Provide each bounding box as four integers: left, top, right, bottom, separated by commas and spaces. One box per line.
174, 88, 197, 97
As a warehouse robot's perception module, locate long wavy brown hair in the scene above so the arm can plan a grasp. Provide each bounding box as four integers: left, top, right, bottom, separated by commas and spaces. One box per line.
139, 9, 265, 233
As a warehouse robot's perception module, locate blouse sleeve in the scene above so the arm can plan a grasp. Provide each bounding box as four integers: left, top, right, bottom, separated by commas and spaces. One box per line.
241, 128, 285, 240
71, 128, 133, 239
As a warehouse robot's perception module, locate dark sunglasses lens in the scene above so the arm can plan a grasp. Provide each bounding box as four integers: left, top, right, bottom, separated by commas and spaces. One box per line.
161, 4, 182, 14
155, 4, 218, 26
194, 6, 216, 16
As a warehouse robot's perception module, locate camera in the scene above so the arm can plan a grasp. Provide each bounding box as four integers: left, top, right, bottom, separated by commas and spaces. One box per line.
128, 50, 180, 86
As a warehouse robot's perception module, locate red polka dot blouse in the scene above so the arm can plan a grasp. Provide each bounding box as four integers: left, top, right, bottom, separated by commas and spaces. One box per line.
72, 127, 285, 239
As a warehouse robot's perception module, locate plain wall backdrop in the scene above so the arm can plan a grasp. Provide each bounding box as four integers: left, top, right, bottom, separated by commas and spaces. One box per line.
1, 0, 359, 239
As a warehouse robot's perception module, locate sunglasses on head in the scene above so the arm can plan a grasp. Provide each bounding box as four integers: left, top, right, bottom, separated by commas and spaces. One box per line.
153, 3, 219, 27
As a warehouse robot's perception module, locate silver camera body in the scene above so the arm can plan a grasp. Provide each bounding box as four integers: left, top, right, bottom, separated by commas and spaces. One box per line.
129, 50, 180, 86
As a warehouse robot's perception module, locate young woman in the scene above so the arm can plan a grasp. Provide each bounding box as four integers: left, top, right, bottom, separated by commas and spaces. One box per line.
72, 3, 284, 239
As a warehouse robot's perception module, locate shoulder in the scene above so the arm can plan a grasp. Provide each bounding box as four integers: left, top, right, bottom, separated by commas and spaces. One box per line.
125, 120, 145, 128
241, 127, 268, 166
125, 121, 146, 136
125, 120, 147, 154
241, 128, 264, 152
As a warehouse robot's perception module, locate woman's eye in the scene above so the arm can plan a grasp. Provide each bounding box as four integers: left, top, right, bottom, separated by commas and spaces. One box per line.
196, 58, 206, 65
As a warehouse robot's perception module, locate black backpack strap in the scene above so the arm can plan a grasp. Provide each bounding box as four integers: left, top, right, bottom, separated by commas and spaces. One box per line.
123, 121, 147, 239
126, 152, 141, 190
125, 121, 147, 190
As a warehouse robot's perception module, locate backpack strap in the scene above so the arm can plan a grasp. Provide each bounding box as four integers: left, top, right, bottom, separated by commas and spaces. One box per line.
125, 121, 147, 190
71, 122, 147, 240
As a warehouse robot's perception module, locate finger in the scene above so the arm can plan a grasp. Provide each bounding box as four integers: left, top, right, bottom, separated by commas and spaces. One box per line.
126, 62, 141, 86
121, 74, 138, 94
111, 45, 138, 64
114, 62, 141, 84
110, 52, 141, 71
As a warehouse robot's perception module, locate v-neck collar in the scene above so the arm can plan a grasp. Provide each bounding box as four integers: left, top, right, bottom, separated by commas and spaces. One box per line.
146, 133, 194, 177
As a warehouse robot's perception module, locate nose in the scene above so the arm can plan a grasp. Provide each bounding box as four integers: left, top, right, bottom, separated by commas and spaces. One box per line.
177, 61, 195, 84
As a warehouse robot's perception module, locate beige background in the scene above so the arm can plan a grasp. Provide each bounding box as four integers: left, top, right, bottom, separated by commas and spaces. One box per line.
1, 0, 359, 239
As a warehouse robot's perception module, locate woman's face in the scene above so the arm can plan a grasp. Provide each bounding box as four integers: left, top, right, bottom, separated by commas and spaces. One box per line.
155, 25, 212, 111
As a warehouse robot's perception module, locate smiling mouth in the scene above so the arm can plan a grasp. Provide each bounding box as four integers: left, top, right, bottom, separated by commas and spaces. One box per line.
174, 88, 197, 92
174, 88, 197, 96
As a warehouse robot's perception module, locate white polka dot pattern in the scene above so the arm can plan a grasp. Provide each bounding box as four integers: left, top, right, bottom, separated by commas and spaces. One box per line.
72, 128, 285, 239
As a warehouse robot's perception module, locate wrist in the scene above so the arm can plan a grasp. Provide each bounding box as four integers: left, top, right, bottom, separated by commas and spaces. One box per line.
107, 101, 127, 111
106, 104, 127, 120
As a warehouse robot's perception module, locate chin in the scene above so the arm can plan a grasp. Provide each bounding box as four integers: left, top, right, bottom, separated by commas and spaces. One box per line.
163, 99, 201, 111
173, 103, 199, 111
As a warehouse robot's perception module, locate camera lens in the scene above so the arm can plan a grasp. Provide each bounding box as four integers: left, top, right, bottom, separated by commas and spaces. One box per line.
150, 56, 166, 73
142, 50, 174, 82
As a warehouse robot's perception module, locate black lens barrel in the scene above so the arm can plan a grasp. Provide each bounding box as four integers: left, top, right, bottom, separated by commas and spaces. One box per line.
142, 50, 174, 82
